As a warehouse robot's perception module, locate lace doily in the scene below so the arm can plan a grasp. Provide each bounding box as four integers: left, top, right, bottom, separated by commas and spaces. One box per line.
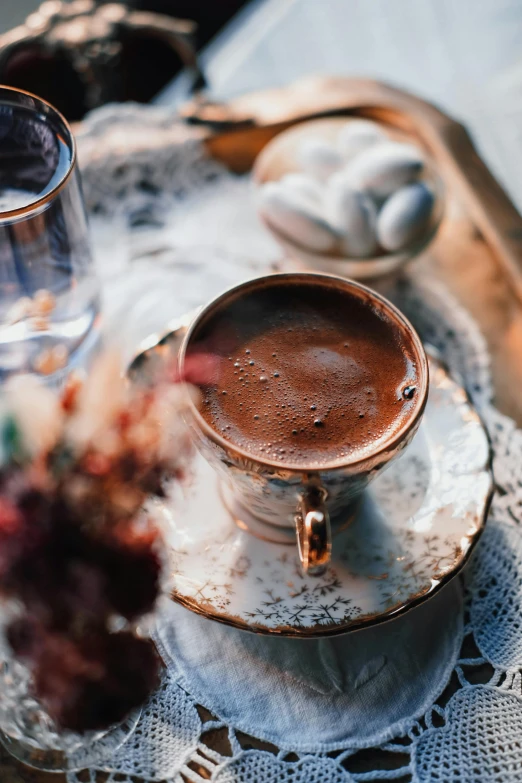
64, 104, 522, 782
155, 582, 464, 753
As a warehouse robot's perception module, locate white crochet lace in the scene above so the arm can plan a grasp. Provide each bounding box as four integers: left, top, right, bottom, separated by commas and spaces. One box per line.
65, 104, 522, 782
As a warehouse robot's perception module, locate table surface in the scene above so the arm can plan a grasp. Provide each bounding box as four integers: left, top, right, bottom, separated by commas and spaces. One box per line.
7, 1, 522, 779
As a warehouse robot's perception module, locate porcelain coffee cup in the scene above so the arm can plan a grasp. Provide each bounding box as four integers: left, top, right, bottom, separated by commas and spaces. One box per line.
179, 273, 428, 576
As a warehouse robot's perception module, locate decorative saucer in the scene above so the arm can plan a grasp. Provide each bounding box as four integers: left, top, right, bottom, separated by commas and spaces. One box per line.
130, 321, 493, 638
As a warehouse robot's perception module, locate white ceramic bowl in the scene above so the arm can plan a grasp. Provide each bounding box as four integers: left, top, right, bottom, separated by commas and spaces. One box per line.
253, 117, 445, 281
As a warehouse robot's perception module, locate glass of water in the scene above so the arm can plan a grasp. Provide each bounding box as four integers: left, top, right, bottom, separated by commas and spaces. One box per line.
0, 86, 100, 379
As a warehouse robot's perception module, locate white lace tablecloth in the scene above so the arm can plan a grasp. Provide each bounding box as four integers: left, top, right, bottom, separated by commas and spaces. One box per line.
67, 104, 522, 783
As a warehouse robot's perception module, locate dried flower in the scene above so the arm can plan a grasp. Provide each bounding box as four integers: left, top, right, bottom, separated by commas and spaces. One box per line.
32, 289, 56, 317
29, 316, 50, 332
68, 349, 127, 449
4, 375, 63, 458
33, 345, 69, 375
0, 348, 199, 732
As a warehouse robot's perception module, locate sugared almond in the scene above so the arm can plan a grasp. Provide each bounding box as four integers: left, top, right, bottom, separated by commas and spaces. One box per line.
341, 142, 424, 199
377, 182, 435, 251
337, 120, 387, 161
326, 179, 378, 257
297, 138, 344, 180
258, 182, 338, 252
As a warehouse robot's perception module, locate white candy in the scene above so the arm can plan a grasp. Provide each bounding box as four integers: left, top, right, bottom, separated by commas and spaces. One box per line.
279, 172, 325, 209
341, 142, 424, 199
326, 180, 377, 257
258, 182, 338, 252
337, 120, 387, 161
258, 127, 433, 259
377, 182, 434, 252
297, 138, 344, 180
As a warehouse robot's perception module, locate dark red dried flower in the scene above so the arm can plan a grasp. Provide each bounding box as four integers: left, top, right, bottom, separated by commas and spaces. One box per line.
7, 616, 42, 659
0, 496, 28, 578
97, 532, 162, 621
0, 355, 191, 732
32, 630, 161, 732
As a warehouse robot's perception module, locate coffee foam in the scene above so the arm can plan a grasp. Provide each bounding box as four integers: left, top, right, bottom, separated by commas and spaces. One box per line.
189, 282, 419, 466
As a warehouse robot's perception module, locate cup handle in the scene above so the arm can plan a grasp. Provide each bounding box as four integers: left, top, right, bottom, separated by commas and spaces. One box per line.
296, 485, 331, 576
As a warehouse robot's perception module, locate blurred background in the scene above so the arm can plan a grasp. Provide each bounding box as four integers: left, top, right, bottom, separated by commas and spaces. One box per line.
0, 0, 521, 210
0, 0, 249, 38
0, 0, 39, 33
0, 0, 250, 120
0, 0, 249, 110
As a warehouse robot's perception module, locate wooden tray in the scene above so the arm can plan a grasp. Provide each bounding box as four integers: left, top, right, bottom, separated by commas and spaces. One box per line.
6, 75, 522, 783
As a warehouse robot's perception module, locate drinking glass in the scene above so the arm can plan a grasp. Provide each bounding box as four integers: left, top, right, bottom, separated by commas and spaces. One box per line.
0, 645, 140, 772
0, 86, 101, 378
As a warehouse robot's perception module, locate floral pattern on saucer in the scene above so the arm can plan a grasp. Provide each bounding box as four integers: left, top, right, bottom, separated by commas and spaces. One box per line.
142, 343, 492, 636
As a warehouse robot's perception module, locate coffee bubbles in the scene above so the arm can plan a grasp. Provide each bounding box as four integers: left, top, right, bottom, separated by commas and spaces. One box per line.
192, 282, 419, 466
402, 385, 417, 400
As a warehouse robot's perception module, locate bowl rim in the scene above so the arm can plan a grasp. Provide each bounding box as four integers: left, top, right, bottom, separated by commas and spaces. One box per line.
253, 117, 446, 273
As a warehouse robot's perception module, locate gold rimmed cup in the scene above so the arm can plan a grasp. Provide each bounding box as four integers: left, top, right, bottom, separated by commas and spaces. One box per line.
179, 272, 429, 576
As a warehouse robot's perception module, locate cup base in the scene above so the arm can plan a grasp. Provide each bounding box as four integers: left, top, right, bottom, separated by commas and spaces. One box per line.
219, 481, 359, 545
